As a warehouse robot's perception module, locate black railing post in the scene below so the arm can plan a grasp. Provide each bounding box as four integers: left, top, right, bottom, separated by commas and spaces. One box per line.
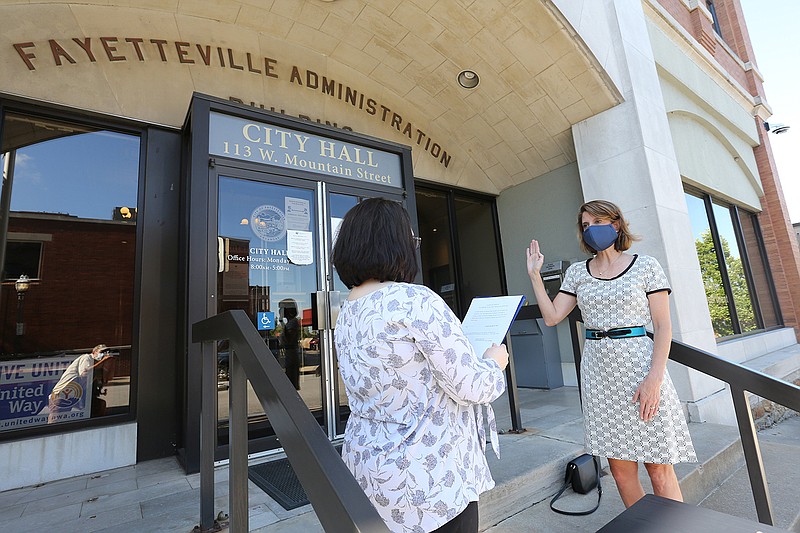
229, 349, 249, 532
193, 310, 389, 533
730, 385, 774, 525
504, 332, 524, 433
568, 310, 583, 405
666, 337, 800, 527
199, 341, 216, 530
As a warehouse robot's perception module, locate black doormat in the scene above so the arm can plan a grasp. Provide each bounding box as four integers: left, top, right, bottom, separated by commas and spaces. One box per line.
248, 446, 342, 511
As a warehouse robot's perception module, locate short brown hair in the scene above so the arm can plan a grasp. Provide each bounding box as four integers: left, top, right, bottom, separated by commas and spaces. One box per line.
576, 200, 639, 254
331, 198, 418, 289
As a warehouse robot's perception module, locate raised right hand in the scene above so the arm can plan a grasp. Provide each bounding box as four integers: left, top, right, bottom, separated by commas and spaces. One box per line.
484, 343, 509, 371
526, 239, 545, 277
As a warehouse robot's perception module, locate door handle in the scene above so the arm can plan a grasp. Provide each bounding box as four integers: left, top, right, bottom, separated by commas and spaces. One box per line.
312, 291, 328, 330
311, 291, 341, 330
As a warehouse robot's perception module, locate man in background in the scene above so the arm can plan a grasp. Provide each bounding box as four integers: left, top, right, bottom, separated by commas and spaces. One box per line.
47, 344, 112, 423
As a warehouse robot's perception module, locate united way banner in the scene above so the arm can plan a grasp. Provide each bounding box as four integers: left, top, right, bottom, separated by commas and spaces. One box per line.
0, 356, 92, 430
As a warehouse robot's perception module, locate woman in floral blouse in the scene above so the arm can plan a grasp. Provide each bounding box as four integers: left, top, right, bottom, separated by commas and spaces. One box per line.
332, 198, 509, 533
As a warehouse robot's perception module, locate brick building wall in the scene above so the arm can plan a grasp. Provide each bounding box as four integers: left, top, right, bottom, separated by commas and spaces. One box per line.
655, 0, 800, 339
0, 215, 136, 375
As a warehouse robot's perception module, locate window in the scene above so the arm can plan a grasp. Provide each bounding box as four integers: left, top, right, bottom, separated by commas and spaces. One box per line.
0, 111, 140, 433
415, 184, 505, 318
707, 0, 722, 35
3, 241, 43, 281
685, 189, 781, 338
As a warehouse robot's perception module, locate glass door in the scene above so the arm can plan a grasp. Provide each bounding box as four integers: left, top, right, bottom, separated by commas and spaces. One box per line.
326, 189, 362, 436
215, 172, 326, 446
213, 171, 404, 452
184, 96, 417, 470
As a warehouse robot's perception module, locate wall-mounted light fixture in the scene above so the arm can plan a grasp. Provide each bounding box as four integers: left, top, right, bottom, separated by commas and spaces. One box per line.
457, 70, 480, 89
764, 121, 790, 134
14, 274, 30, 352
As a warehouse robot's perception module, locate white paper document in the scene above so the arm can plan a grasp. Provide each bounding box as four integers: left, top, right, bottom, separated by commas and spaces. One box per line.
461, 295, 526, 357
287, 230, 314, 265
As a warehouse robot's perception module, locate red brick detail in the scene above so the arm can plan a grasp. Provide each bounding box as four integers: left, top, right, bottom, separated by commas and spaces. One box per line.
654, 0, 800, 339
752, 121, 800, 341
690, 7, 717, 54
0, 216, 136, 369
655, 1, 749, 90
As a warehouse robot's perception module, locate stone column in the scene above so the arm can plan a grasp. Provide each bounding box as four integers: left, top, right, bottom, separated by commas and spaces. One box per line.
571, 0, 735, 424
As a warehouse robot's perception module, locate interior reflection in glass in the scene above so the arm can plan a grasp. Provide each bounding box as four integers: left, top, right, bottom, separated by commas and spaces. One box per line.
0, 113, 139, 430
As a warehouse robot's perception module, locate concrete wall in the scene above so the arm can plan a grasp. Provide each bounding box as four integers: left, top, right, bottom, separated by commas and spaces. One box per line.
0, 423, 136, 491
551, 0, 624, 92
497, 162, 587, 385
646, 12, 763, 210
497, 162, 586, 300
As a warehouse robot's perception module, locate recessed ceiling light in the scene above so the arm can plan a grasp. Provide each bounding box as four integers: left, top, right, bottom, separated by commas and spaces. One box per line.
457, 70, 480, 89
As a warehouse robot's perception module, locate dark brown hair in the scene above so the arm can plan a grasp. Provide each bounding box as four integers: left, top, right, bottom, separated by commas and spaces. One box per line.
331, 198, 418, 289
576, 200, 639, 254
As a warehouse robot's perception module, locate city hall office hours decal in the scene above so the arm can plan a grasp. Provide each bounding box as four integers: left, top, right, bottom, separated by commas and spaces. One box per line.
248, 196, 313, 268
209, 112, 403, 189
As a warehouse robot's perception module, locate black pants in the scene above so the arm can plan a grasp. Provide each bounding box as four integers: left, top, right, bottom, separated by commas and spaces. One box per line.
431, 501, 478, 533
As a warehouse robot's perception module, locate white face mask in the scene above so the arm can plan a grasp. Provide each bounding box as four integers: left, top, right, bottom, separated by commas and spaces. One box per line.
92, 351, 106, 361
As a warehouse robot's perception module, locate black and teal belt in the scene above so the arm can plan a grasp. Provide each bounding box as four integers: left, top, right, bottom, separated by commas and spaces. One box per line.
585, 326, 646, 340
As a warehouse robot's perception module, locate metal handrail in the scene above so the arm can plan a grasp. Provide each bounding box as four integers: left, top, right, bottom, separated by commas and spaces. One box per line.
667, 336, 800, 526
192, 310, 389, 533
569, 315, 800, 527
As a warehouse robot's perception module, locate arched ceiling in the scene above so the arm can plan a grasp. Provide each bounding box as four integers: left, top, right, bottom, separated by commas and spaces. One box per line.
0, 0, 622, 193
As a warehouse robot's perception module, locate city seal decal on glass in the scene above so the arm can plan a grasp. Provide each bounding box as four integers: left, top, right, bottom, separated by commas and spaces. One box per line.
250, 204, 286, 242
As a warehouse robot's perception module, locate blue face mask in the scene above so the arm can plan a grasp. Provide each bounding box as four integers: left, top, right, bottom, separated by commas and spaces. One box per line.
583, 224, 618, 252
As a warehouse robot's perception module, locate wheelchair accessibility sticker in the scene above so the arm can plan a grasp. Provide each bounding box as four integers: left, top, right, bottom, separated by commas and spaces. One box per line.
257, 312, 275, 331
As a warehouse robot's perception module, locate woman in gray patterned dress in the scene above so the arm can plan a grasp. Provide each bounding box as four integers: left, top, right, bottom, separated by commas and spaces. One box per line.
525, 199, 696, 508
332, 198, 509, 533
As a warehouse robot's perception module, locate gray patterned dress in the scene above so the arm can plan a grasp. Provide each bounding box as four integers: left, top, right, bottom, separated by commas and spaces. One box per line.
560, 254, 696, 464
335, 282, 506, 533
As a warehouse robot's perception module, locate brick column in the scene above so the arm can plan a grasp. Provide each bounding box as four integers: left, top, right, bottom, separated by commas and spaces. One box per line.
716, 0, 800, 340
752, 122, 800, 340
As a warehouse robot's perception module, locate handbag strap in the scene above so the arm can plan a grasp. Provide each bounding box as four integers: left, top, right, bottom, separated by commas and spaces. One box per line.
549, 457, 602, 516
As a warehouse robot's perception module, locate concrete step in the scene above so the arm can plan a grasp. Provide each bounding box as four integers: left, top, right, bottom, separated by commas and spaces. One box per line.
481, 421, 744, 532
742, 343, 800, 427
699, 416, 800, 532
743, 343, 800, 385
480, 421, 586, 529
673, 421, 744, 505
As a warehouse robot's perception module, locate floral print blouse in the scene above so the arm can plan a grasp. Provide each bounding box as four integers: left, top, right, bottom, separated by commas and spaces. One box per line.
334, 283, 506, 533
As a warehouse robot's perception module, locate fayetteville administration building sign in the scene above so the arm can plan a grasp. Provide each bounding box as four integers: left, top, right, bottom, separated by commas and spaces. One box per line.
11, 36, 453, 169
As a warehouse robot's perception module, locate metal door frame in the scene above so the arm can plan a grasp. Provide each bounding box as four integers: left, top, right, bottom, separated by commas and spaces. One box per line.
180, 93, 415, 473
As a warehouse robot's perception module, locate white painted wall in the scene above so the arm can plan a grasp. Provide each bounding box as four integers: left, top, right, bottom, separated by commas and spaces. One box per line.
0, 423, 137, 491
647, 14, 764, 209
497, 162, 587, 300
667, 110, 762, 208
497, 162, 588, 383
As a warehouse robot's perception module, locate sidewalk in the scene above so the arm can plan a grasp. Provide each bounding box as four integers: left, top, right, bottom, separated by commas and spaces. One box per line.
484, 415, 800, 532
1, 387, 797, 532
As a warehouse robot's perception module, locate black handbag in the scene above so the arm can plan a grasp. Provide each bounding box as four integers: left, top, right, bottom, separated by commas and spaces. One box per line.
549, 454, 602, 516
